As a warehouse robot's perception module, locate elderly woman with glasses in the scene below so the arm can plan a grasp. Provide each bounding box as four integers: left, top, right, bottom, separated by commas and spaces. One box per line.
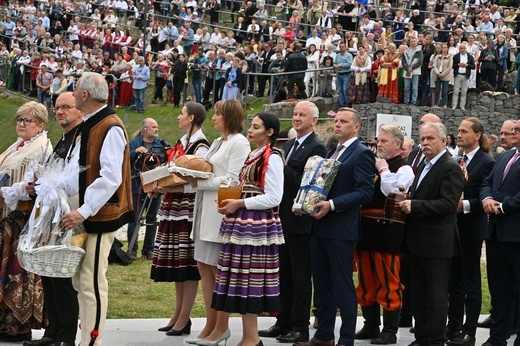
0, 101, 53, 342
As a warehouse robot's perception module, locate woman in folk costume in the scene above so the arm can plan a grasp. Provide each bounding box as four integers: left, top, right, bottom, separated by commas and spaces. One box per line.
0, 101, 53, 342
151, 102, 210, 336
377, 44, 400, 104
213, 112, 285, 346
348, 45, 372, 104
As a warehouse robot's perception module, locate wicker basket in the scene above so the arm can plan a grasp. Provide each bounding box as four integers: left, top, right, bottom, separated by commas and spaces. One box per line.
18, 245, 86, 278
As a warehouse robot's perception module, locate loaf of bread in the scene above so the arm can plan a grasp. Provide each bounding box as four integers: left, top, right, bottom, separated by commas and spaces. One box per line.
174, 155, 212, 172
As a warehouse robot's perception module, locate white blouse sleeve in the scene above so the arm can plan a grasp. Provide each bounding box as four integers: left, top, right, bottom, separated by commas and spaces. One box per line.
244, 154, 284, 210
380, 165, 415, 197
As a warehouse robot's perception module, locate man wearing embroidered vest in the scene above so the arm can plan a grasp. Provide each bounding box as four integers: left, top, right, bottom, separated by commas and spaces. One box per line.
23, 92, 84, 346
62, 72, 134, 346
355, 125, 414, 345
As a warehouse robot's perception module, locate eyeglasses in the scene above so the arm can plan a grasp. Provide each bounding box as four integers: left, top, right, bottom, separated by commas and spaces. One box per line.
15, 117, 36, 125
55, 105, 74, 112
513, 127, 520, 134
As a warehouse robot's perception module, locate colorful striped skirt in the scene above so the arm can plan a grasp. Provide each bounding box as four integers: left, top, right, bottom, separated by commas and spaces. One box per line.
150, 193, 200, 282
211, 208, 284, 315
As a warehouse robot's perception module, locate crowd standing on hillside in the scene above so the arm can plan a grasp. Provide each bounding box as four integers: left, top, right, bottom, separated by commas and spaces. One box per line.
1, 0, 520, 113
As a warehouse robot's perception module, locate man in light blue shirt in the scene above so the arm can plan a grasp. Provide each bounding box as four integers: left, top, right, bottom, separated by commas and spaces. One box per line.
476, 16, 495, 37
334, 41, 353, 108
3, 17, 15, 47
183, 22, 195, 57
132, 56, 150, 113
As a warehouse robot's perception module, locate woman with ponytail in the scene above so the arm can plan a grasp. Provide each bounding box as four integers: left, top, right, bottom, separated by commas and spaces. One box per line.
150, 102, 210, 336
213, 112, 285, 346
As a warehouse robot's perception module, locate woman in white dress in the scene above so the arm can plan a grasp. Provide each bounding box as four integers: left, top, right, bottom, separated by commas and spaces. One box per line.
465, 34, 480, 89
304, 44, 320, 97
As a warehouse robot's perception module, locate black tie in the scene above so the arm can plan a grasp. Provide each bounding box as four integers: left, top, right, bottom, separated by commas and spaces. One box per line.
286, 140, 299, 161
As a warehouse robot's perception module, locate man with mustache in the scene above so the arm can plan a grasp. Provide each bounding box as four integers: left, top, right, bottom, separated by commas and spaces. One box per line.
399, 122, 465, 346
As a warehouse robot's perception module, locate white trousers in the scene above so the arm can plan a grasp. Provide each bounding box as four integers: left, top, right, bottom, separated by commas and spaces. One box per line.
72, 231, 116, 346
452, 74, 469, 109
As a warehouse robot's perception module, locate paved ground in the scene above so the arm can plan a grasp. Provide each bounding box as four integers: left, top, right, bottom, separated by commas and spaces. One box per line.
8, 315, 518, 346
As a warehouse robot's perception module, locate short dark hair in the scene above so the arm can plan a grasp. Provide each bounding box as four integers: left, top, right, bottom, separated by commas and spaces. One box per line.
214, 99, 244, 134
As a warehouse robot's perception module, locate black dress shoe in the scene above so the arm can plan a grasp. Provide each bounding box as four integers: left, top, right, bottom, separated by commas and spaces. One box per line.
51, 342, 75, 346
447, 334, 476, 346
477, 316, 493, 329
446, 328, 461, 340
277, 331, 309, 343
371, 331, 397, 344
409, 326, 415, 333
166, 319, 191, 335
258, 324, 290, 338
23, 337, 54, 346
355, 326, 380, 340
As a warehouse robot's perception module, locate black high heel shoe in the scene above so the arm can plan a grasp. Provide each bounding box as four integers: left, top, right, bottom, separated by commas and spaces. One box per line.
256, 341, 264, 346
166, 319, 192, 336
158, 324, 175, 332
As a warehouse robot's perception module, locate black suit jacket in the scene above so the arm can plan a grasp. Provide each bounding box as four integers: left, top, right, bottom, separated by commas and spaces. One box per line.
480, 149, 520, 242
260, 49, 275, 73
279, 132, 327, 235
407, 146, 421, 165
457, 148, 495, 241
452, 53, 476, 78
259, 26, 270, 42
406, 151, 465, 258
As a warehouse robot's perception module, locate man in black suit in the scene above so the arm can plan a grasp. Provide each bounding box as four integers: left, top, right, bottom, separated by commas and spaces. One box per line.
296, 107, 375, 346
399, 122, 465, 346
259, 101, 326, 344
446, 117, 495, 346
478, 119, 517, 329
480, 119, 520, 346
259, 20, 271, 43
400, 113, 442, 328
257, 42, 275, 98
407, 113, 442, 172
452, 44, 475, 110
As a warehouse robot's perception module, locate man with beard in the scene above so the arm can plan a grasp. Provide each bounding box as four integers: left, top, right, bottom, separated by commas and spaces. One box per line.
355, 125, 414, 345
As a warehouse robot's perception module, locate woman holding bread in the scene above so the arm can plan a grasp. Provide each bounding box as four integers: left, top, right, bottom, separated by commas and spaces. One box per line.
183, 99, 250, 345
151, 102, 210, 336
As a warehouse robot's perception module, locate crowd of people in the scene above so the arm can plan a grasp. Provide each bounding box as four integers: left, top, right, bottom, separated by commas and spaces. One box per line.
1, 0, 520, 112
1, 61, 520, 346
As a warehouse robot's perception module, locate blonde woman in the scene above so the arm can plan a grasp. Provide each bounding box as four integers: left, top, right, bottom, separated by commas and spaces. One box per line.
433, 44, 453, 107
0, 101, 53, 342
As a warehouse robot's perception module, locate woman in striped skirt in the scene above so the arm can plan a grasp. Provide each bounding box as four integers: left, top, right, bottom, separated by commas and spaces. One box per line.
150, 102, 210, 336
214, 113, 285, 346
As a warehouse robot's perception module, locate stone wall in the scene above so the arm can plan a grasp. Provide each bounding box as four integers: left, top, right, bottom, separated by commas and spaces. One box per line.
263, 91, 520, 142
